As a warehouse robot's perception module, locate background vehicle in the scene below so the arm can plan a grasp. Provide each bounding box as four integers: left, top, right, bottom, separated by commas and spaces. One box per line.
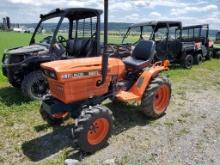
122, 21, 198, 69
182, 24, 213, 63
210, 31, 220, 58
39, 0, 171, 153
2, 8, 102, 100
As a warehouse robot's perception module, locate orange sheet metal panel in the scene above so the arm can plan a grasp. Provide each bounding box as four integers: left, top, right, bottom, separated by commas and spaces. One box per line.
48, 76, 111, 104
41, 57, 126, 104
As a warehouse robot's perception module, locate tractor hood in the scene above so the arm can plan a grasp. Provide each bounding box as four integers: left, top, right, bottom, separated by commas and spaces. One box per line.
5, 44, 48, 55
41, 57, 125, 78
42, 57, 104, 73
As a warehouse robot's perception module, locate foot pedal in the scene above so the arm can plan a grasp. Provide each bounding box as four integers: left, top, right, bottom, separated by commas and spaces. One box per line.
116, 91, 140, 103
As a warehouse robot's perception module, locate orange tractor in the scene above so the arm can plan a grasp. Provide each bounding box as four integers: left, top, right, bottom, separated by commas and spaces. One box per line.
40, 0, 171, 153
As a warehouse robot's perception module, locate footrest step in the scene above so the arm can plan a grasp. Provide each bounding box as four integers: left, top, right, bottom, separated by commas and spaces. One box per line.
116, 91, 140, 102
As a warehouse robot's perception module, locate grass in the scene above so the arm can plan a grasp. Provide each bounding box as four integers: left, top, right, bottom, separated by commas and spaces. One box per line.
0, 31, 220, 164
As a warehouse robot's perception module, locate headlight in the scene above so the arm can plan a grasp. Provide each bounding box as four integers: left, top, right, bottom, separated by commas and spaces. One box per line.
49, 72, 56, 79
3, 55, 9, 64
44, 70, 57, 79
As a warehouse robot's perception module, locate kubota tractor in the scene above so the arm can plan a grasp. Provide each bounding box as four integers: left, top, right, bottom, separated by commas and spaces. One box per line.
39, 0, 171, 153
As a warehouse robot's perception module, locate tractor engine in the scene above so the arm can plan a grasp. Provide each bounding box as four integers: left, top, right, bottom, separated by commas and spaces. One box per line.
41, 57, 125, 104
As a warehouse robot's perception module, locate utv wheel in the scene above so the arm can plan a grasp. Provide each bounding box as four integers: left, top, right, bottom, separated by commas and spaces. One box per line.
72, 105, 113, 153
206, 51, 213, 60
21, 70, 48, 100
215, 51, 220, 59
182, 54, 194, 69
194, 54, 203, 65
140, 76, 171, 118
9, 80, 21, 88
39, 105, 67, 126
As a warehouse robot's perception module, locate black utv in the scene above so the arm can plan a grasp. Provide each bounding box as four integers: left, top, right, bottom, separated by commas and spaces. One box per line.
122, 21, 197, 69
182, 24, 213, 63
210, 31, 220, 58
2, 8, 102, 100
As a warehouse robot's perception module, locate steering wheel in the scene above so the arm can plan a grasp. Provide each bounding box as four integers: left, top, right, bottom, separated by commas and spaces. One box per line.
118, 45, 131, 55
105, 45, 117, 56
107, 44, 131, 58
57, 35, 67, 48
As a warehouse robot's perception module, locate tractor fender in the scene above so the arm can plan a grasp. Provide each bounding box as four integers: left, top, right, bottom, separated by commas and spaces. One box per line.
129, 64, 168, 99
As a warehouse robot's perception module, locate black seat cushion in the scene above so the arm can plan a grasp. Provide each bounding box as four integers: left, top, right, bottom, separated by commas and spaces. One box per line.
123, 40, 155, 69
123, 56, 151, 70
132, 40, 155, 60
66, 39, 75, 55
66, 38, 97, 57
81, 39, 97, 57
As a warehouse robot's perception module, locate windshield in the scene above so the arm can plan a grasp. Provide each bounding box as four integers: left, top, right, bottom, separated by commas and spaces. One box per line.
216, 32, 220, 41
122, 25, 154, 44
30, 16, 63, 45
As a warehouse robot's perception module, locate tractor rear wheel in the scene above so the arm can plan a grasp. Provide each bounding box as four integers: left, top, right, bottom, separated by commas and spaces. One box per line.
21, 70, 48, 100
39, 105, 68, 126
181, 54, 194, 69
194, 53, 203, 65
72, 105, 113, 153
140, 76, 171, 118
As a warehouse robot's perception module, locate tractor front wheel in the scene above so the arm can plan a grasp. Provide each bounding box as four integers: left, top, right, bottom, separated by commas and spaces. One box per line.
39, 105, 68, 126
140, 76, 171, 118
181, 54, 194, 69
194, 53, 203, 65
72, 105, 113, 153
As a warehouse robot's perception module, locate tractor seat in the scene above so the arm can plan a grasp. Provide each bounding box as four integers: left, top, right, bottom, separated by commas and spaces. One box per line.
123, 40, 155, 70
66, 38, 97, 57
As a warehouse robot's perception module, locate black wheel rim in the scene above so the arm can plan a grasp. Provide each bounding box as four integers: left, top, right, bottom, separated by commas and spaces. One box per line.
31, 79, 48, 98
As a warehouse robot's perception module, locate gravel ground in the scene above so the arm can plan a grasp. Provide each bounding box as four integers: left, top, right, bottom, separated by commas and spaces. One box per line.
78, 80, 220, 165
1, 64, 220, 165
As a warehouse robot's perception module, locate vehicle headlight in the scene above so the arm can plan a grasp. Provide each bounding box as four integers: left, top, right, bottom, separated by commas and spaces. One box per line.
44, 70, 57, 79
3, 55, 9, 64
49, 72, 56, 79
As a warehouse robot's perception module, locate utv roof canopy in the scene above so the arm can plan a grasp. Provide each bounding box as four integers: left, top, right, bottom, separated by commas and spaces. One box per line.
129, 21, 182, 28
40, 8, 103, 20
182, 24, 208, 30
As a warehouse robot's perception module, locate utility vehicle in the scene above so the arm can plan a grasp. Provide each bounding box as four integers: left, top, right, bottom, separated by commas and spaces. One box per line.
122, 21, 197, 69
39, 0, 171, 153
182, 24, 213, 63
210, 31, 220, 58
2, 8, 102, 100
